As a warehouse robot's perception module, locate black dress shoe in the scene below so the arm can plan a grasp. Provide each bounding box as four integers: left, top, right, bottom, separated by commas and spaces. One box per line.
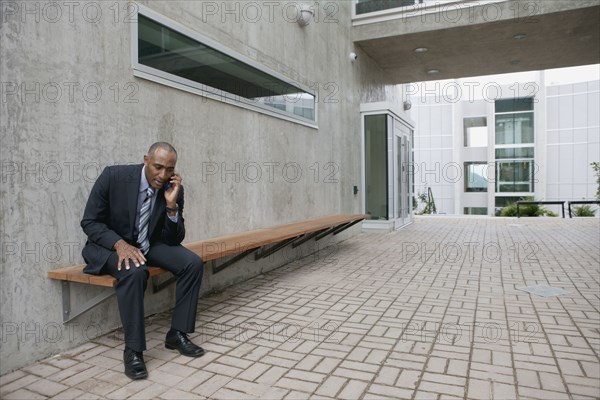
165, 329, 205, 357
123, 347, 148, 380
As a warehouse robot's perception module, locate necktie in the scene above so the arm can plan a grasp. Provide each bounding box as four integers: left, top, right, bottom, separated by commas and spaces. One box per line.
137, 187, 155, 254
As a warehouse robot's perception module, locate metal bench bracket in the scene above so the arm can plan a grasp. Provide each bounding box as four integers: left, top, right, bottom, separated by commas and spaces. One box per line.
255, 237, 298, 260
61, 273, 176, 323
61, 281, 115, 324
213, 248, 259, 274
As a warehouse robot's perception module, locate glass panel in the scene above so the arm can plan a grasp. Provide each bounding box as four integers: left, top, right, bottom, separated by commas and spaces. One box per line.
138, 15, 315, 121
403, 135, 410, 222
495, 196, 520, 207
396, 137, 402, 220
464, 117, 487, 147
464, 162, 488, 192
365, 115, 388, 220
495, 147, 534, 159
356, 0, 420, 15
495, 97, 534, 113
495, 112, 534, 144
495, 161, 535, 192
464, 207, 487, 215
356, 0, 460, 14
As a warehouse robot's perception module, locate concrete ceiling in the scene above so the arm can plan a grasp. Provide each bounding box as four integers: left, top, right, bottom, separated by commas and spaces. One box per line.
353, 1, 600, 83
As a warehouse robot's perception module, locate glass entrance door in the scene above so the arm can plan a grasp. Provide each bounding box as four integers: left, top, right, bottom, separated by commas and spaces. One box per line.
362, 108, 413, 230
394, 120, 412, 229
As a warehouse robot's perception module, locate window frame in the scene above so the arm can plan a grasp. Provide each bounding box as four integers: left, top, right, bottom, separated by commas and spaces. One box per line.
463, 116, 487, 147
464, 162, 489, 193
131, 5, 318, 129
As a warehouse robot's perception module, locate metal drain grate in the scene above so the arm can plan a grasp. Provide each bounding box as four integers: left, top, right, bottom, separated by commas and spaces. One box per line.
517, 285, 571, 297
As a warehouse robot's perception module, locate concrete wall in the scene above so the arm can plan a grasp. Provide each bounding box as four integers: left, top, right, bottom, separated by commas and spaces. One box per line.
0, 1, 402, 374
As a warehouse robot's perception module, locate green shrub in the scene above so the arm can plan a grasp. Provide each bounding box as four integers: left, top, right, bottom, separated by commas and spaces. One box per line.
573, 205, 596, 217
592, 162, 600, 200
499, 197, 558, 217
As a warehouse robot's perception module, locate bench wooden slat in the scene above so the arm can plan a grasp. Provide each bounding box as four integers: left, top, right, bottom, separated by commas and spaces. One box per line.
47, 265, 167, 287
188, 214, 366, 261
48, 214, 367, 288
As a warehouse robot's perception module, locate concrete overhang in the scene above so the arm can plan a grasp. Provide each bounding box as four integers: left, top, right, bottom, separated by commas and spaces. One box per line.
353, 0, 600, 83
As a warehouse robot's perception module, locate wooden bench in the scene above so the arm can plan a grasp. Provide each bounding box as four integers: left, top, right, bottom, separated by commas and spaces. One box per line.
516, 200, 565, 218
48, 214, 367, 322
567, 200, 600, 218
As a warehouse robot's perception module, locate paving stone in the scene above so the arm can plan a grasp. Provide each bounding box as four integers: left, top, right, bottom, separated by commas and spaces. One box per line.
48, 387, 85, 399
285, 369, 326, 384
21, 363, 62, 378
468, 378, 493, 399
3, 219, 600, 400
315, 376, 346, 397
3, 388, 48, 399
0, 370, 26, 386
0, 374, 41, 396
373, 366, 401, 386
368, 383, 413, 399
24, 378, 68, 397
191, 374, 232, 398
129, 382, 169, 399
159, 388, 204, 399
275, 377, 318, 393
332, 367, 375, 382
255, 366, 288, 385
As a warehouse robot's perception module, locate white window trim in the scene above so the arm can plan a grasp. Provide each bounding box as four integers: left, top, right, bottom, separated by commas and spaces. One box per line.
131, 4, 318, 129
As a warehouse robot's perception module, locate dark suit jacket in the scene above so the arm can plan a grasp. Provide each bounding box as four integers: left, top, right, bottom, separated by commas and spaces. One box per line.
81, 164, 186, 274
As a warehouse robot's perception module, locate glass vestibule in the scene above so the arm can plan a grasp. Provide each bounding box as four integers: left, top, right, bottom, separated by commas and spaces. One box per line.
362, 108, 414, 230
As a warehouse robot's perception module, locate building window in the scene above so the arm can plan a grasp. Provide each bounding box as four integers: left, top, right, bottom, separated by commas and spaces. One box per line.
495, 97, 534, 145
496, 160, 535, 192
495, 113, 534, 145
495, 196, 520, 207
464, 207, 487, 215
356, 0, 422, 15
464, 162, 488, 192
464, 117, 487, 147
494, 97, 535, 195
495, 147, 534, 159
134, 9, 316, 126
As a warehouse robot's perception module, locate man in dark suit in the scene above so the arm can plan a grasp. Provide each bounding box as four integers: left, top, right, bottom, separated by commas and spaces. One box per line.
81, 142, 204, 380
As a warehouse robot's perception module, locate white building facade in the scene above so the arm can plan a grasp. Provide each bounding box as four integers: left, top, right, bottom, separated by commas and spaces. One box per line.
409, 69, 600, 216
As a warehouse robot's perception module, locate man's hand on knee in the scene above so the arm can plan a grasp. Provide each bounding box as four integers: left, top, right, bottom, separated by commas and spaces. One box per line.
114, 239, 147, 270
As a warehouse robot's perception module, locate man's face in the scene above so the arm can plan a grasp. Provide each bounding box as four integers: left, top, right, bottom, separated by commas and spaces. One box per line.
143, 148, 177, 190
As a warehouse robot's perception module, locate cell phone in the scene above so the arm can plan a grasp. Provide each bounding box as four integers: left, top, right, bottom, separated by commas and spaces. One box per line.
164, 182, 172, 191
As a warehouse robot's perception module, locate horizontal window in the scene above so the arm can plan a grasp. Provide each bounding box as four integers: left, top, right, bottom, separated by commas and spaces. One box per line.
495, 97, 534, 113
495, 196, 521, 207
495, 147, 534, 159
135, 10, 315, 125
464, 207, 487, 215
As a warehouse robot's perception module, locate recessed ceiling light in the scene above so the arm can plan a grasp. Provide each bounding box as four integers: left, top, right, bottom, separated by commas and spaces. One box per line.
414, 47, 428, 53
427, 69, 440, 75
513, 34, 527, 40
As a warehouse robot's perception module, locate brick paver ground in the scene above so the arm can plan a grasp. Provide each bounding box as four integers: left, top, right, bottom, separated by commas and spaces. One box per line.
2, 217, 599, 399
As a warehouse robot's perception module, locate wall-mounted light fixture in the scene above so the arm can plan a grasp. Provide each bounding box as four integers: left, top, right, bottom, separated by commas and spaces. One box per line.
297, 4, 314, 27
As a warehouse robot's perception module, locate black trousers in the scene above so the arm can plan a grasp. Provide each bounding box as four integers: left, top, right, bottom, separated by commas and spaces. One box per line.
102, 243, 203, 352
